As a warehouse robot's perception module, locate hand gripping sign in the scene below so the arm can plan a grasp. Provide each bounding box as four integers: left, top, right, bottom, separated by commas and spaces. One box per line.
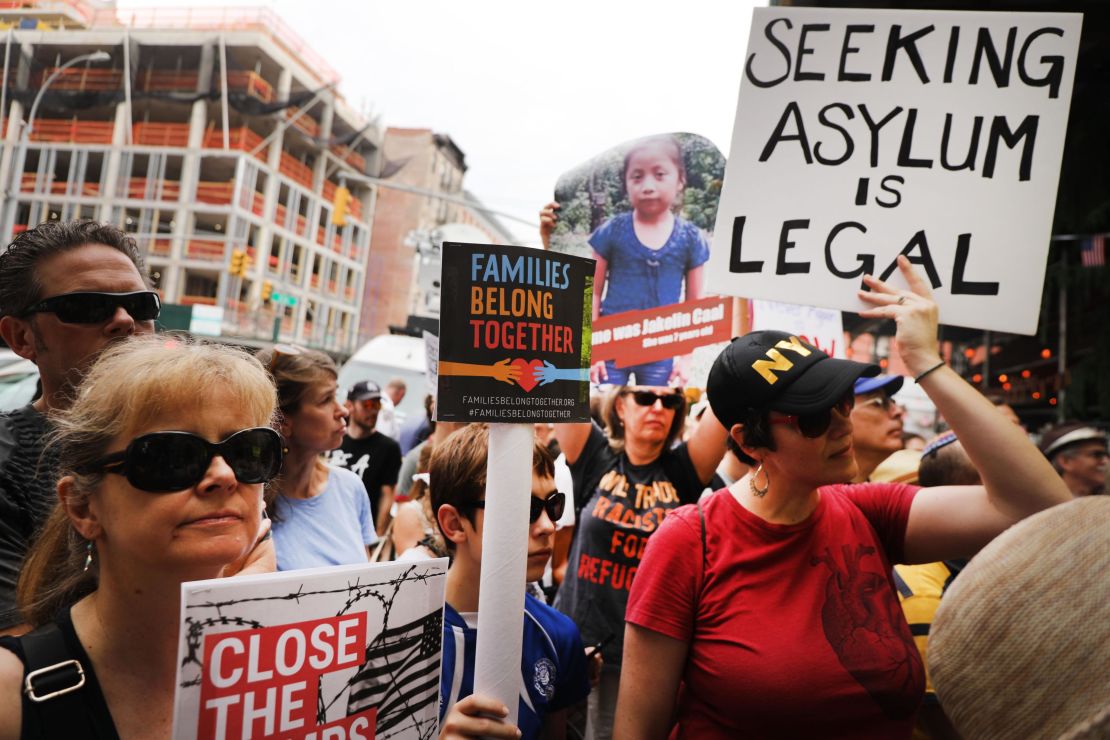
706, 7, 1081, 335
436, 242, 593, 727
172, 560, 447, 740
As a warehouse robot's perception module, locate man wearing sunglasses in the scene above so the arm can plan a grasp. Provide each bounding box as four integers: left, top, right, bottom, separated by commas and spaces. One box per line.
850, 374, 908, 482
0, 221, 158, 632
430, 424, 590, 740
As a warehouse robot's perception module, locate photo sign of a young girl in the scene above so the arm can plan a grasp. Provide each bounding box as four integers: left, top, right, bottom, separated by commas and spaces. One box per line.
550, 133, 734, 387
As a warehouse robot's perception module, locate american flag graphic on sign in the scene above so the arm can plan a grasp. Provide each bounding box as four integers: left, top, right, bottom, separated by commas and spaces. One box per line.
346, 608, 444, 738
1081, 234, 1106, 268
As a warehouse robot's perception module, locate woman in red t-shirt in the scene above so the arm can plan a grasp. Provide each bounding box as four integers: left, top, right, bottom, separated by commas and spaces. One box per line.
616, 258, 1073, 739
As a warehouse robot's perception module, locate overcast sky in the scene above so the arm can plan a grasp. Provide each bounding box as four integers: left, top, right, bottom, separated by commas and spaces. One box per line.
119, 0, 760, 243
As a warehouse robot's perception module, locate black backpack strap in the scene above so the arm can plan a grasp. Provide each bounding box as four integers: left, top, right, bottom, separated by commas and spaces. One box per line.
18, 622, 96, 737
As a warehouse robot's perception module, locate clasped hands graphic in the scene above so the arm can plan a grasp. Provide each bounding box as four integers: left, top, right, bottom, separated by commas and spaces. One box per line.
439, 359, 589, 392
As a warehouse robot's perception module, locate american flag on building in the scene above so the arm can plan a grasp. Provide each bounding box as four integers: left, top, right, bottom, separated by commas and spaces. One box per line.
1080, 234, 1106, 268
346, 608, 443, 738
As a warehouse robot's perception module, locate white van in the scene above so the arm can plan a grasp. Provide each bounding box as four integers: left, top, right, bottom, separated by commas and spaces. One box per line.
337, 334, 429, 429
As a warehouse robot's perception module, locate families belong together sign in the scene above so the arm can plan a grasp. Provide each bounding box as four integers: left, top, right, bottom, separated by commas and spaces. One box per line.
707, 8, 1081, 335
436, 242, 594, 423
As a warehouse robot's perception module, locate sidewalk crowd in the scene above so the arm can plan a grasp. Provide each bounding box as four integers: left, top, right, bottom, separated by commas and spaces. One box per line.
0, 220, 1105, 739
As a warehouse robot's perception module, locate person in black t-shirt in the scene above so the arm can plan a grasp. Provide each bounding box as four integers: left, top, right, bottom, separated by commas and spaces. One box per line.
330, 380, 402, 534
551, 385, 727, 739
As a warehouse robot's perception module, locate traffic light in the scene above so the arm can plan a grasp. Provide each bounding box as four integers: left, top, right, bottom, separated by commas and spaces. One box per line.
229, 249, 245, 277
242, 251, 253, 275
331, 185, 352, 226
261, 280, 273, 302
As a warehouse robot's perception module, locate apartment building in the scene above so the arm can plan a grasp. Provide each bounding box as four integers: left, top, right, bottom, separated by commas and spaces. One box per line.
360, 127, 513, 343
0, 2, 381, 353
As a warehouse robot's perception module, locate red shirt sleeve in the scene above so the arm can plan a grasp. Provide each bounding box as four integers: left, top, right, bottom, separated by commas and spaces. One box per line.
826, 482, 919, 564
625, 505, 702, 642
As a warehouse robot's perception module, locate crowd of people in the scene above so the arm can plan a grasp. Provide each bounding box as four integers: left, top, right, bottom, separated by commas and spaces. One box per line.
0, 220, 1105, 740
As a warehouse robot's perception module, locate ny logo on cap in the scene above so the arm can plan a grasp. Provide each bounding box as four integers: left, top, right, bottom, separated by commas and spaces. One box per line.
751, 336, 813, 385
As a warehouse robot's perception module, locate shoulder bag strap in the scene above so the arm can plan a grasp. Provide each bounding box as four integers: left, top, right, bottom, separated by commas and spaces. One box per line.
18, 623, 95, 737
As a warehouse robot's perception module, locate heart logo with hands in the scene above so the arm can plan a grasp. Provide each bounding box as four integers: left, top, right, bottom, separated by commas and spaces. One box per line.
510, 358, 543, 392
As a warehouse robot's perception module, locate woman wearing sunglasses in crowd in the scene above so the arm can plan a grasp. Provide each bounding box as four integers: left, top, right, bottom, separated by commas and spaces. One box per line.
615, 258, 1073, 739
0, 337, 283, 739
257, 345, 378, 571
551, 384, 727, 738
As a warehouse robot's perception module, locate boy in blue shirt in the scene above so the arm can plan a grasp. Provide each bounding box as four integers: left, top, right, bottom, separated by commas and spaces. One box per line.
431, 424, 590, 740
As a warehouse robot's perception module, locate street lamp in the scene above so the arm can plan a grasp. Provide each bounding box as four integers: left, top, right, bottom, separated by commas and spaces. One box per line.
2, 49, 111, 238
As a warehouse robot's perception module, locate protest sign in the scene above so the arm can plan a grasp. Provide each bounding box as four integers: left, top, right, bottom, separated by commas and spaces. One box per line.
551, 132, 731, 385
751, 300, 846, 359
706, 8, 1082, 335
593, 296, 733, 371
172, 559, 447, 740
435, 242, 594, 423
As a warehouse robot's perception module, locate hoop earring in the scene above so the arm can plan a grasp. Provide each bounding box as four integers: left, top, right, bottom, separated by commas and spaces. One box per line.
83, 541, 94, 573
750, 463, 769, 498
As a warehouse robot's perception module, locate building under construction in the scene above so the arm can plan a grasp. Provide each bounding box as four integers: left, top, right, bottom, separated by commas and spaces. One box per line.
0, 1, 381, 353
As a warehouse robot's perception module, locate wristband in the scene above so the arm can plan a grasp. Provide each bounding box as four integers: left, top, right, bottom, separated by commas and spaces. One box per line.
914, 360, 946, 383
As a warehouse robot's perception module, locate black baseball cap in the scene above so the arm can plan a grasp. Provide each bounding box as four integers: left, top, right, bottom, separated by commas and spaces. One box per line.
348, 380, 383, 401
707, 331, 879, 428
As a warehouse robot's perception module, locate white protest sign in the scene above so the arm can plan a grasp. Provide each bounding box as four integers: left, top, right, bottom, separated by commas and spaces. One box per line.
707, 8, 1081, 335
172, 559, 447, 740
751, 300, 846, 358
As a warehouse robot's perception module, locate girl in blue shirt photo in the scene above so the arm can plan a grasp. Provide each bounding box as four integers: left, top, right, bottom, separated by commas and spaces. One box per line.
587, 135, 711, 386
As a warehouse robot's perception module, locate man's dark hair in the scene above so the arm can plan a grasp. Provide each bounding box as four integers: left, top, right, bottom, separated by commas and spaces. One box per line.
919, 440, 981, 487
0, 220, 145, 318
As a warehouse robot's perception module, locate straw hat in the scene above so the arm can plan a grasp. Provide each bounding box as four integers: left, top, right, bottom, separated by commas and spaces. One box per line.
869, 448, 921, 484
929, 497, 1110, 739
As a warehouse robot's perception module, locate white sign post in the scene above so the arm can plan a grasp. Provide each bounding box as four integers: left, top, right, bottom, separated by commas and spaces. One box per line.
473, 424, 535, 728
707, 8, 1082, 335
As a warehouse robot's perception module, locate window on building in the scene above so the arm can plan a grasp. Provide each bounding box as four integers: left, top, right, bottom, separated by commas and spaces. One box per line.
183, 271, 218, 304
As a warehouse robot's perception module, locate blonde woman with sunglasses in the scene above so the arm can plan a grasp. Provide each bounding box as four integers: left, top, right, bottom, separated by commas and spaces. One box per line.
0, 337, 281, 739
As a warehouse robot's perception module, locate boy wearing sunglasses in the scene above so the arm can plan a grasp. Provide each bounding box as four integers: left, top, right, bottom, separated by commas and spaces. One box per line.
431, 424, 590, 739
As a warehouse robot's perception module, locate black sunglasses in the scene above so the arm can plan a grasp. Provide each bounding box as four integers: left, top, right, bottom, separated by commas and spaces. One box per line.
79, 427, 283, 493
23, 290, 161, 324
463, 491, 566, 524
628, 390, 684, 410
769, 392, 855, 438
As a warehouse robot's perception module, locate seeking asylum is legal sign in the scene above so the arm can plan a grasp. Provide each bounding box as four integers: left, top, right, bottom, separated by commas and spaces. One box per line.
706, 8, 1081, 335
